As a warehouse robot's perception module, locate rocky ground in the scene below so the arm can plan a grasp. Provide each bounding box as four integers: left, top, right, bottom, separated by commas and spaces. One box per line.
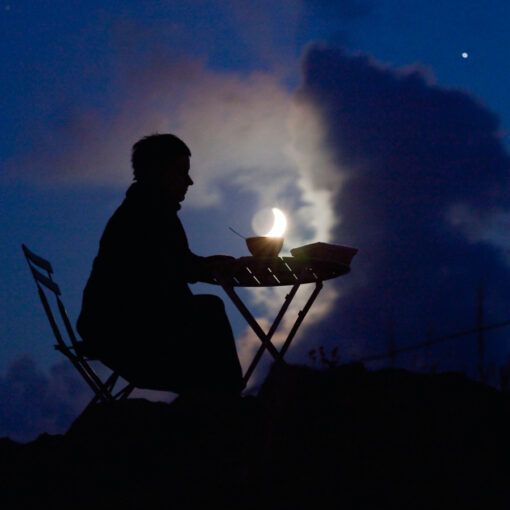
1, 362, 509, 509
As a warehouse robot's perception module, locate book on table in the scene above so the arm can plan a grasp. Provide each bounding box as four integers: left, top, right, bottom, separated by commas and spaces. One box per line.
290, 242, 358, 265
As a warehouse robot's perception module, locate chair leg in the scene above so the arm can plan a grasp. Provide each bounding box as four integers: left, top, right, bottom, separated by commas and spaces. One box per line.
104, 372, 119, 392
114, 383, 135, 400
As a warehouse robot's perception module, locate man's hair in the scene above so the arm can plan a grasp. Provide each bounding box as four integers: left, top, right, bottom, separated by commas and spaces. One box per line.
131, 133, 191, 181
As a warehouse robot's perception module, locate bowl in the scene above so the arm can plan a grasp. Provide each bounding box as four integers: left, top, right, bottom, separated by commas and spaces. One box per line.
246, 236, 284, 257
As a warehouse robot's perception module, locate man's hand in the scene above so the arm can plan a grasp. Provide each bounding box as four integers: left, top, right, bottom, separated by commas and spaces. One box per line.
198, 255, 236, 281
204, 255, 236, 269
205, 255, 236, 263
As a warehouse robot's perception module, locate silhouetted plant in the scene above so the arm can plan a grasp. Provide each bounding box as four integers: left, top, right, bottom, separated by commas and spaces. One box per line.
308, 346, 340, 369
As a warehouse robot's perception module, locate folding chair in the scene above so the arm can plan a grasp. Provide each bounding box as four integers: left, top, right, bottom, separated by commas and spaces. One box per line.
22, 244, 135, 407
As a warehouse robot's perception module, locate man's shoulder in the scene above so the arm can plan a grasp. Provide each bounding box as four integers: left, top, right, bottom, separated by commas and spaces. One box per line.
109, 184, 152, 221
99, 186, 150, 243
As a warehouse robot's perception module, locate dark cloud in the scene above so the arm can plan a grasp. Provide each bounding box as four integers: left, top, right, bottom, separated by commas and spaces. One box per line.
304, 0, 376, 20
0, 356, 89, 442
294, 45, 510, 370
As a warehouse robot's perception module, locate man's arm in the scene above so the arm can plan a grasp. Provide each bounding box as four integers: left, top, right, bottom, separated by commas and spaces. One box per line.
185, 253, 236, 283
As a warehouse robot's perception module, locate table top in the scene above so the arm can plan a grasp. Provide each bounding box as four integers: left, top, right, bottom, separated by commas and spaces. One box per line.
201, 256, 350, 287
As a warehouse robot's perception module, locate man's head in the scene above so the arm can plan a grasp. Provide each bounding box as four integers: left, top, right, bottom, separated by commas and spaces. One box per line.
131, 133, 193, 202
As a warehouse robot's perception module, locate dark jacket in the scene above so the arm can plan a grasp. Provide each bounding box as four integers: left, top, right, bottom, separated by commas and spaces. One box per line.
77, 182, 206, 356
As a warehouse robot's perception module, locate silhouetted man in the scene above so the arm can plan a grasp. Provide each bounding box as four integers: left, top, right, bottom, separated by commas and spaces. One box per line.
77, 134, 243, 395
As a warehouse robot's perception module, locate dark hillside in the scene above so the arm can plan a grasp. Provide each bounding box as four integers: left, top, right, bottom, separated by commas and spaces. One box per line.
2, 362, 509, 509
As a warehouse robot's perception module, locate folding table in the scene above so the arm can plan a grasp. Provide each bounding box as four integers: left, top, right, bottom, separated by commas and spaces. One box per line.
201, 256, 350, 385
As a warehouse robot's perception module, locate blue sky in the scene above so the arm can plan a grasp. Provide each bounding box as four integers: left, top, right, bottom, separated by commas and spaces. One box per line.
2, 0, 510, 441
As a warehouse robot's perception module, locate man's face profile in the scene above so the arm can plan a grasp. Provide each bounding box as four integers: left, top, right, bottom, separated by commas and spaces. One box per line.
161, 155, 193, 203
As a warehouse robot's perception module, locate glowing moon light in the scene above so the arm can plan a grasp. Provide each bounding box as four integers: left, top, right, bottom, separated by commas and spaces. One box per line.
265, 208, 287, 237
462, 52, 469, 59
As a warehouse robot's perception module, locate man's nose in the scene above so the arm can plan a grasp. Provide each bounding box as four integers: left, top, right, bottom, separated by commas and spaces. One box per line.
186, 175, 194, 186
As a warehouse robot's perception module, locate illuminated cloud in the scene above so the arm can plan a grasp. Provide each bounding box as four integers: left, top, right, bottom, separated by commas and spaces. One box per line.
10, 48, 340, 260
7, 31, 344, 385
295, 45, 510, 369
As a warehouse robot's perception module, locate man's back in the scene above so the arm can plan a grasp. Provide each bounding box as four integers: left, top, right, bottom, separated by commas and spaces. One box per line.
77, 182, 197, 356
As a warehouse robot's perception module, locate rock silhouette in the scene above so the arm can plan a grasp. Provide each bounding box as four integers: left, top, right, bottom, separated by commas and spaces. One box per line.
2, 362, 509, 509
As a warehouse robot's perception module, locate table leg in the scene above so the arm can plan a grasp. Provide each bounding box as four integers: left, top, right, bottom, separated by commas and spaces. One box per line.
279, 280, 323, 359
215, 260, 327, 386
223, 280, 325, 386
221, 284, 281, 359
242, 283, 300, 384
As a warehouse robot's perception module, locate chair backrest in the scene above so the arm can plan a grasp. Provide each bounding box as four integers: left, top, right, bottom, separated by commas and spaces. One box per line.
21, 244, 133, 404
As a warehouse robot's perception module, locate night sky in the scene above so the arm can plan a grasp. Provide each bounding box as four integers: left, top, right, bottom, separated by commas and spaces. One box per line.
2, 0, 510, 441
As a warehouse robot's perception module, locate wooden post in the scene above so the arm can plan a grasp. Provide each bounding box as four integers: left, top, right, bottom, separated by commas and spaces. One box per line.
477, 284, 486, 383
387, 320, 396, 368
425, 327, 433, 373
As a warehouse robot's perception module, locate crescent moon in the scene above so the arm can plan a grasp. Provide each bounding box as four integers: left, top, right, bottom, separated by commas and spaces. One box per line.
265, 208, 287, 237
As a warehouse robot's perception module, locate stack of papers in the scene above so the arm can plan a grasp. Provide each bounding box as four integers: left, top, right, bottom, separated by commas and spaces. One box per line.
290, 242, 358, 265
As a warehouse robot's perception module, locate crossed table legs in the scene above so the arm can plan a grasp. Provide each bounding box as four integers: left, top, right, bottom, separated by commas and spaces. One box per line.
219, 279, 324, 386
